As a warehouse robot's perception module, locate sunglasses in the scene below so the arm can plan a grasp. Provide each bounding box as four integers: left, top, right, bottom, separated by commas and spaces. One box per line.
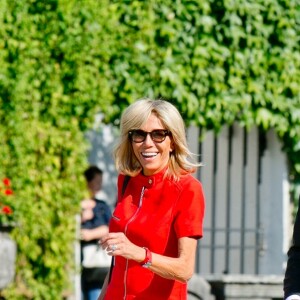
128, 129, 171, 143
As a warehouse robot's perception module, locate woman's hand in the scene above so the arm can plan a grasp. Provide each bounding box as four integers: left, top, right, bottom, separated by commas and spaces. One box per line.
99, 234, 198, 283
99, 232, 146, 262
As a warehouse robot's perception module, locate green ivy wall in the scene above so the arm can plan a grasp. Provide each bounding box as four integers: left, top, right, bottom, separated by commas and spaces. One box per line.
0, 0, 299, 298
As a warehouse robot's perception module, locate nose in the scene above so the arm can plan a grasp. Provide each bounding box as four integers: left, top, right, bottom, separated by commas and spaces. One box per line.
143, 133, 155, 145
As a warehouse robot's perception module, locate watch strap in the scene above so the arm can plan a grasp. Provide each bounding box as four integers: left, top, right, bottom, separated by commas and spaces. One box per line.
140, 247, 152, 268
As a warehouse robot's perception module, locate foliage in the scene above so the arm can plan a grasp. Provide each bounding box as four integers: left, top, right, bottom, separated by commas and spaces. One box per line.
0, 0, 299, 298
102, 0, 300, 183
0, 0, 97, 298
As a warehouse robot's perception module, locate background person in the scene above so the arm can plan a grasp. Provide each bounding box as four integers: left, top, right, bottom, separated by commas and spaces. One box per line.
98, 98, 205, 300
284, 195, 300, 300
80, 166, 112, 300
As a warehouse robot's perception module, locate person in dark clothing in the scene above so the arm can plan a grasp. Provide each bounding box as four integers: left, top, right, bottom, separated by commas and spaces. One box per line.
283, 195, 300, 300
80, 166, 111, 300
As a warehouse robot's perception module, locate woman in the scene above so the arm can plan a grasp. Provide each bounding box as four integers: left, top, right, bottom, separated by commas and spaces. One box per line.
98, 99, 205, 300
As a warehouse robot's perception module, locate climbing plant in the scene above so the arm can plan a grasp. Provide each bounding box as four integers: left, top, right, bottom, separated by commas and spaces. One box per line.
0, 0, 299, 298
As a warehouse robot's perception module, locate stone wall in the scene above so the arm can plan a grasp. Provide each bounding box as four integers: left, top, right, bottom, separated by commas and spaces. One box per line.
0, 231, 16, 290
204, 275, 284, 300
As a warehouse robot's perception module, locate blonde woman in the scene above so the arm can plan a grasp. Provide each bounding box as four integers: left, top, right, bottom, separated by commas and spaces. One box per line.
99, 99, 205, 300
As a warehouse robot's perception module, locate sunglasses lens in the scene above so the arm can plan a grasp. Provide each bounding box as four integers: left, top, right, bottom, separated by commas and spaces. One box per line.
129, 130, 170, 143
151, 130, 168, 142
130, 130, 147, 142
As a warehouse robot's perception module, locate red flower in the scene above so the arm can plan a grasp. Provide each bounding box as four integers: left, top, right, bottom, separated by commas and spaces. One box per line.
4, 189, 13, 195
2, 205, 13, 215
0, 178, 15, 226
2, 178, 11, 187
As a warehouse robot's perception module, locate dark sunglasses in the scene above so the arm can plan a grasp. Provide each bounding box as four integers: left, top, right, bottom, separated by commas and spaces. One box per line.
128, 129, 171, 143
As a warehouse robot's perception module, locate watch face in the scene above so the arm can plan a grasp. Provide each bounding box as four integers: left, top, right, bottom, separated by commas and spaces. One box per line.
142, 261, 152, 268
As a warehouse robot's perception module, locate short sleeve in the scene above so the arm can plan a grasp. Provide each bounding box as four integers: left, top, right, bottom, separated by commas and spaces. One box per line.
174, 176, 205, 239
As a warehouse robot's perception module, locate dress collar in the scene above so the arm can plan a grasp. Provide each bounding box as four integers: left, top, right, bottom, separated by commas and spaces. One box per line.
135, 167, 168, 188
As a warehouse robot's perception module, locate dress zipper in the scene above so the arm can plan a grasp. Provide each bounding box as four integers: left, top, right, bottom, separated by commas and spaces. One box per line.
122, 186, 145, 300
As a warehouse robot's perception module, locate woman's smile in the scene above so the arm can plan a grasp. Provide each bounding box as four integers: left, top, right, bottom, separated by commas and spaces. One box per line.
131, 114, 173, 176
141, 152, 158, 158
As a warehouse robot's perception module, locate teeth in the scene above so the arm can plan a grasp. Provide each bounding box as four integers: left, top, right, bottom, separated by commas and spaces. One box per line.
142, 152, 157, 157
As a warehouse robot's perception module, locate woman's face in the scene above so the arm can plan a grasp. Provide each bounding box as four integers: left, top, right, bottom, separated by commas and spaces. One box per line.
131, 113, 174, 176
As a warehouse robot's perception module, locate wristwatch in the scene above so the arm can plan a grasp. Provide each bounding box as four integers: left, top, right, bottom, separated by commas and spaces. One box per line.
140, 247, 152, 268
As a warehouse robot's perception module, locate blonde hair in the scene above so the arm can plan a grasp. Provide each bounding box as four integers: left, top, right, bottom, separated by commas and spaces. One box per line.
113, 98, 202, 180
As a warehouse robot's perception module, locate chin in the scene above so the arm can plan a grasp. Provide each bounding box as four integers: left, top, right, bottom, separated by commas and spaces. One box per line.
143, 168, 161, 176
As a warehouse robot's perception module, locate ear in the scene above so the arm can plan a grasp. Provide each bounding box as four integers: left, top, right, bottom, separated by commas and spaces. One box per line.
170, 140, 175, 153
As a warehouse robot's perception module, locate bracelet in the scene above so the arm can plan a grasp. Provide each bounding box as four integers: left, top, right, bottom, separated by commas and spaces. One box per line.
140, 247, 152, 268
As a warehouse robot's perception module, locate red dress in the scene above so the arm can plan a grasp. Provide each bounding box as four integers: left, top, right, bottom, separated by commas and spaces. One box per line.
105, 169, 205, 300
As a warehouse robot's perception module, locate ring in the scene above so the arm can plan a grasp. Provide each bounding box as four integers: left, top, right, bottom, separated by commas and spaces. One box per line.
111, 244, 117, 251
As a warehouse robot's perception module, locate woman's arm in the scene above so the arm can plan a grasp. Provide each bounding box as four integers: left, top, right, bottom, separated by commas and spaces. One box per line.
100, 233, 197, 283
148, 236, 197, 282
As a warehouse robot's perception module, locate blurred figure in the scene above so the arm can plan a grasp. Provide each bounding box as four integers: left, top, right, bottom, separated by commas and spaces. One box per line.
80, 166, 111, 300
284, 194, 300, 300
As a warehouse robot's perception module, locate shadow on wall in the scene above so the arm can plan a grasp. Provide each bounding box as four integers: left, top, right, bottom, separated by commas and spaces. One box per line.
86, 124, 119, 208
